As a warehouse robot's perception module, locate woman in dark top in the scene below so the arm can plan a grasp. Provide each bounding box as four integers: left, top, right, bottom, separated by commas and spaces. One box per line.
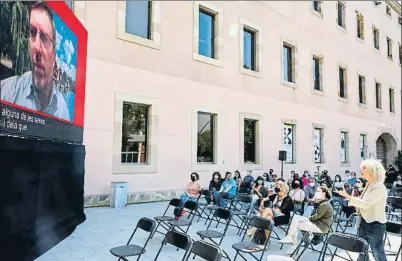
207, 172, 223, 204
247, 182, 293, 237
249, 176, 268, 214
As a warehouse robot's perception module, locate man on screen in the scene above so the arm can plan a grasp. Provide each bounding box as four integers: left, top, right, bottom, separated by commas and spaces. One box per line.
0, 2, 70, 121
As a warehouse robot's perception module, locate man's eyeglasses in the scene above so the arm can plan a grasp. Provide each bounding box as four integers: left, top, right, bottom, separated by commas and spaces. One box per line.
29, 25, 53, 49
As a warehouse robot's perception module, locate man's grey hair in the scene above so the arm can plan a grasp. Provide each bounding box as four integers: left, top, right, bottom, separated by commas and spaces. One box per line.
360, 159, 386, 183
30, 1, 56, 53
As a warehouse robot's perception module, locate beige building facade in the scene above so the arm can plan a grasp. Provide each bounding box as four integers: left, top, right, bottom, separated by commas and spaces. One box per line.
69, 1, 401, 206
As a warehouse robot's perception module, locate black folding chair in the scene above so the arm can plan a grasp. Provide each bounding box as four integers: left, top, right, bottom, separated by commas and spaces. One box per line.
153, 230, 192, 261
167, 200, 198, 234
196, 189, 213, 222
110, 217, 156, 261
385, 220, 402, 261
335, 213, 360, 235
184, 240, 222, 261
387, 196, 402, 221
231, 195, 252, 230
321, 233, 368, 261
232, 216, 273, 261
151, 198, 182, 238
197, 208, 232, 260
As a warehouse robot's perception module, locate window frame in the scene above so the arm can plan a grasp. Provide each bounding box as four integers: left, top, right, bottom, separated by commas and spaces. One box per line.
282, 121, 297, 164
389, 87, 395, 113
239, 19, 262, 78
358, 74, 366, 105
311, 0, 323, 18
313, 125, 325, 164
356, 11, 365, 41
196, 111, 216, 164
198, 8, 216, 59
338, 65, 348, 100
113, 93, 159, 174
193, 1, 223, 67
375, 81, 382, 110
240, 112, 263, 170
336, 1, 346, 29
387, 37, 393, 60
281, 39, 297, 88
312, 55, 323, 91
359, 134, 367, 161
340, 131, 349, 165
373, 25, 380, 50
116, 1, 161, 49
386, 5, 392, 17
243, 28, 256, 71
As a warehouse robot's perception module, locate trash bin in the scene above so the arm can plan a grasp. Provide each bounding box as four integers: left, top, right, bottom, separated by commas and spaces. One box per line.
110, 181, 128, 208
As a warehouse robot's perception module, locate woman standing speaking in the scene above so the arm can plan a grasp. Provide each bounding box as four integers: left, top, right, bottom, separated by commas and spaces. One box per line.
335, 159, 388, 261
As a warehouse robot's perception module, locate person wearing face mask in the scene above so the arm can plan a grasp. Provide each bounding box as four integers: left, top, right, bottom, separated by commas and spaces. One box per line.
279, 186, 333, 255
208, 172, 223, 204
341, 178, 367, 218
247, 183, 293, 240
393, 175, 402, 188
234, 170, 242, 188
302, 171, 309, 187
214, 171, 237, 208
303, 178, 318, 216
249, 176, 268, 214
289, 179, 306, 213
175, 172, 202, 218
335, 160, 388, 261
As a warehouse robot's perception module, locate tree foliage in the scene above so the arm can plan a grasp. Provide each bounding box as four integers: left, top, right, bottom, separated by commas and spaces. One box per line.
121, 103, 147, 151
395, 150, 402, 171
0, 2, 32, 75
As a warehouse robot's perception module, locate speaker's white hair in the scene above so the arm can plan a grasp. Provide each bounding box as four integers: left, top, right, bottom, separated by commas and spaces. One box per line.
360, 159, 386, 183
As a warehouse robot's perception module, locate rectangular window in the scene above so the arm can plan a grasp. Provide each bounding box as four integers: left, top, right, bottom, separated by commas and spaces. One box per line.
197, 112, 215, 163
356, 12, 364, 40
399, 16, 402, 26
121, 102, 149, 164
375, 82, 382, 109
283, 43, 295, 83
125, 0, 152, 39
313, 128, 323, 163
65, 1, 74, 11
386, 5, 392, 16
312, 56, 322, 91
338, 66, 347, 99
340, 132, 348, 163
337, 2, 345, 28
389, 88, 395, 113
283, 124, 295, 163
387, 37, 393, 59
360, 134, 366, 161
199, 8, 215, 58
312, 1, 322, 13
244, 119, 257, 163
243, 28, 256, 71
373, 26, 379, 50
358, 75, 366, 104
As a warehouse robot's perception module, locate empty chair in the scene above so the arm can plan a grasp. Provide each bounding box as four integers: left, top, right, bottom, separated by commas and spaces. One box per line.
232, 216, 273, 261
197, 208, 232, 260
167, 200, 198, 234
196, 189, 213, 222
184, 240, 222, 261
152, 198, 182, 238
110, 217, 156, 261
153, 230, 192, 261
385, 221, 402, 261
321, 233, 369, 261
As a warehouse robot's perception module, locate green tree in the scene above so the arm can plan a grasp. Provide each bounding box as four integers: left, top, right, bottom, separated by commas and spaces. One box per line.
121, 103, 147, 152
395, 150, 402, 171
197, 129, 212, 161
0, 2, 32, 75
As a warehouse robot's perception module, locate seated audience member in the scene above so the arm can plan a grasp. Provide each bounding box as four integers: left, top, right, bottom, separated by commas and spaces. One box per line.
303, 178, 318, 216
234, 170, 242, 188
249, 176, 268, 214
301, 171, 309, 187
289, 179, 306, 213
247, 182, 293, 239
333, 175, 344, 189
287, 170, 296, 186
279, 186, 333, 255
264, 173, 276, 196
175, 172, 202, 218
214, 171, 237, 208
208, 172, 223, 204
393, 175, 402, 188
341, 178, 367, 218
243, 170, 255, 186
320, 170, 333, 188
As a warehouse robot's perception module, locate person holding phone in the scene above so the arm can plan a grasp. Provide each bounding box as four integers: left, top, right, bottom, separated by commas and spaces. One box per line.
334, 159, 388, 261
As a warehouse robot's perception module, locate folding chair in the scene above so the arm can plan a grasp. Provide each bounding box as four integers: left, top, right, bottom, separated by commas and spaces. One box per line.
153, 230, 192, 261
184, 240, 222, 261
232, 216, 273, 261
289, 230, 331, 261
335, 213, 360, 235
167, 200, 197, 234
151, 198, 181, 238
110, 217, 156, 261
231, 195, 252, 230
385, 220, 402, 261
321, 233, 368, 261
387, 196, 402, 221
196, 189, 214, 222
197, 208, 232, 260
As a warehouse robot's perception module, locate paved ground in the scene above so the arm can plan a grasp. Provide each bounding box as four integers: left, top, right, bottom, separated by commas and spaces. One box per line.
36, 201, 401, 261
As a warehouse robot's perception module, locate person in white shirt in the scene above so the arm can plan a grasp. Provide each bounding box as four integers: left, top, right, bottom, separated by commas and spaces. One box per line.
335, 159, 388, 261
288, 179, 305, 213
393, 175, 402, 188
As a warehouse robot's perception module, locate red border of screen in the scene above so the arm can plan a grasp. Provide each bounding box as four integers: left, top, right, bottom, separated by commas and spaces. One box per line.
0, 1, 88, 128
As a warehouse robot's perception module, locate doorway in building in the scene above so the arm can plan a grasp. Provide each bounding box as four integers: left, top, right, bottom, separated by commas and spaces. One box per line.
375, 133, 398, 168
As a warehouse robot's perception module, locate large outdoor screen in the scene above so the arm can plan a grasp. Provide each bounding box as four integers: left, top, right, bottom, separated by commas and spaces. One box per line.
0, 1, 87, 144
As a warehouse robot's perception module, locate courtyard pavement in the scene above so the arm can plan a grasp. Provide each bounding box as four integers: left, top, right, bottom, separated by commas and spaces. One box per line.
36, 201, 401, 261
